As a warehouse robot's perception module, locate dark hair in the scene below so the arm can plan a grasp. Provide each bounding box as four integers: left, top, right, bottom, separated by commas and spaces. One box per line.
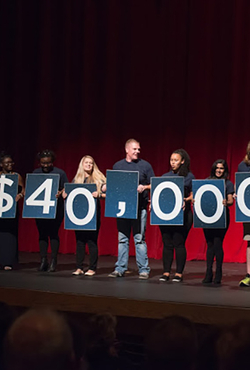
172, 149, 190, 177
243, 141, 250, 165
145, 315, 198, 370
216, 320, 250, 370
210, 159, 229, 179
37, 149, 56, 162
0, 151, 13, 164
85, 313, 117, 360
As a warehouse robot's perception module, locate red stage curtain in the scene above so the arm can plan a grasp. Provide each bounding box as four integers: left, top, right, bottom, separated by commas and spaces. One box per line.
1, 0, 250, 262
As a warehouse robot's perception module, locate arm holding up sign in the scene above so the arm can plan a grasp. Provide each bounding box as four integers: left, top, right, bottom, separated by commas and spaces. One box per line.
16, 174, 25, 201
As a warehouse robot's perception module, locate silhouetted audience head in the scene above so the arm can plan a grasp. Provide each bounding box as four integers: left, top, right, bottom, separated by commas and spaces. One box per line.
0, 302, 16, 370
67, 315, 86, 370
4, 308, 76, 370
216, 320, 250, 370
145, 315, 198, 370
85, 313, 118, 370
196, 324, 222, 370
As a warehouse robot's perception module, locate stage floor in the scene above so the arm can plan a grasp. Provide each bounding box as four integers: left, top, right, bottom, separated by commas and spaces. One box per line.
1, 253, 250, 328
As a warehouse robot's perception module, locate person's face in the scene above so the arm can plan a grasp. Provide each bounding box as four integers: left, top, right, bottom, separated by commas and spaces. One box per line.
170, 153, 184, 173
126, 142, 140, 162
215, 163, 225, 178
1, 157, 14, 173
40, 156, 53, 173
82, 157, 94, 174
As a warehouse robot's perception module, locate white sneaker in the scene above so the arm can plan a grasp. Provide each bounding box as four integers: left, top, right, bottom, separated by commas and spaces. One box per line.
72, 269, 84, 276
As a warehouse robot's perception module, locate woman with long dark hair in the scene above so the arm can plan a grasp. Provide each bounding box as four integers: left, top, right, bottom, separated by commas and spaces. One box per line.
202, 159, 234, 285
159, 149, 194, 282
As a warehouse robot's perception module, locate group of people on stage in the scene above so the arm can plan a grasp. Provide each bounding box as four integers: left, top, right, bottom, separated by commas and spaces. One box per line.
1, 139, 250, 287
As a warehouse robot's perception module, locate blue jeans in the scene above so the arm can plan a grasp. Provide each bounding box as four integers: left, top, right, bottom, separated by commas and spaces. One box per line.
115, 208, 150, 274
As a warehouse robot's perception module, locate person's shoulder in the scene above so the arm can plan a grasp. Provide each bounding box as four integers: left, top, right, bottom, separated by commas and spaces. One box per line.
161, 171, 172, 177
114, 159, 125, 165
33, 168, 41, 173
139, 158, 153, 167
113, 159, 126, 169
53, 166, 66, 174
188, 172, 195, 179
237, 161, 249, 171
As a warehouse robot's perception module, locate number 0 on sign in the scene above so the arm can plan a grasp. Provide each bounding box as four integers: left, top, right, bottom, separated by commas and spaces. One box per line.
64, 183, 97, 230
193, 179, 226, 228
150, 177, 184, 225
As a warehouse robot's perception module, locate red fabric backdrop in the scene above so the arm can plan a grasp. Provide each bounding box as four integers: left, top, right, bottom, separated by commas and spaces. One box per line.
1, 0, 250, 262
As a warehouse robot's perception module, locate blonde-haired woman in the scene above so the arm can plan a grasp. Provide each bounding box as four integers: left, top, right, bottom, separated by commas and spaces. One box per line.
64, 156, 106, 276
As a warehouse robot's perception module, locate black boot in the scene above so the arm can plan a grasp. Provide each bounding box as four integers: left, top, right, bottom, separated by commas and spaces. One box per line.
214, 248, 223, 285
202, 269, 213, 284
38, 258, 48, 272
214, 266, 222, 285
202, 246, 214, 284
48, 258, 57, 272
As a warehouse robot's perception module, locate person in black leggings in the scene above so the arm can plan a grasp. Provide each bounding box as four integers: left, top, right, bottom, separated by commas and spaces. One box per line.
202, 159, 234, 285
63, 155, 106, 276
159, 149, 195, 282
34, 149, 68, 272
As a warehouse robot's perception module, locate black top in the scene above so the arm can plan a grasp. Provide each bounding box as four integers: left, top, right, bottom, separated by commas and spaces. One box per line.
224, 179, 234, 197
207, 178, 234, 201
238, 161, 250, 172
33, 166, 68, 190
161, 171, 195, 198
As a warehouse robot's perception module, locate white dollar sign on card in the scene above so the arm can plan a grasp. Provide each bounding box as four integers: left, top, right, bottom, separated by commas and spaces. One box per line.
0, 176, 14, 217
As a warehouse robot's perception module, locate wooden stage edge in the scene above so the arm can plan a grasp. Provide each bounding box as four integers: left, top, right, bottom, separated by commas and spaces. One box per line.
1, 286, 250, 327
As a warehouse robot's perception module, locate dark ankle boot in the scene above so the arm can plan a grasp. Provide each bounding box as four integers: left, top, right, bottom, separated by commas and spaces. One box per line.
48, 258, 57, 272
202, 270, 213, 284
214, 267, 222, 284
38, 258, 48, 272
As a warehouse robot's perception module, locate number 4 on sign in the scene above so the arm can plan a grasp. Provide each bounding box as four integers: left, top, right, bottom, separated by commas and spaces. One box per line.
23, 174, 59, 219
26, 179, 55, 214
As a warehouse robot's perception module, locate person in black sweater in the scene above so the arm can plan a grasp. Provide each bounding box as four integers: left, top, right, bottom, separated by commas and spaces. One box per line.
34, 149, 68, 272
202, 159, 234, 285
159, 149, 194, 283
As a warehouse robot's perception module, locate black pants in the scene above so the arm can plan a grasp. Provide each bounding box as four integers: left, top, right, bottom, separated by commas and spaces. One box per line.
160, 209, 193, 274
75, 229, 99, 271
203, 211, 229, 277
35, 206, 64, 260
